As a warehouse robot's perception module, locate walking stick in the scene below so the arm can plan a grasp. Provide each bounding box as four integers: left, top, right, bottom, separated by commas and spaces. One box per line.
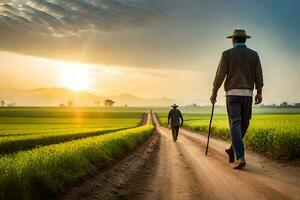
205, 102, 215, 155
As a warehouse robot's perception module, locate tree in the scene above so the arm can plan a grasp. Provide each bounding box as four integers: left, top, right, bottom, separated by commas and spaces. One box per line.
94, 100, 101, 106
67, 101, 74, 107
104, 99, 115, 107
59, 103, 65, 107
7, 103, 16, 107
295, 103, 300, 108
280, 102, 288, 107
0, 100, 5, 107
192, 103, 198, 107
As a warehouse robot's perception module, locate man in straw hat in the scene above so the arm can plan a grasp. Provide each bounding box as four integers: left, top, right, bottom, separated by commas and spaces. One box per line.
210, 29, 264, 169
168, 104, 184, 142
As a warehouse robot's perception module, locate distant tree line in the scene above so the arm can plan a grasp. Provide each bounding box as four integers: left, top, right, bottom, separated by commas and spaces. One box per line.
0, 100, 16, 107
59, 99, 116, 107
177, 102, 300, 108
260, 102, 300, 108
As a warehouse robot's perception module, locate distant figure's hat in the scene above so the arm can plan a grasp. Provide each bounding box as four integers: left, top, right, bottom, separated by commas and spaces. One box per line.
227, 29, 251, 39
171, 104, 179, 108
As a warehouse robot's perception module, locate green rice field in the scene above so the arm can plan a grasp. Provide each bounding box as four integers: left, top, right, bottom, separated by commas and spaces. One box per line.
0, 107, 145, 155
0, 108, 145, 136
0, 107, 153, 199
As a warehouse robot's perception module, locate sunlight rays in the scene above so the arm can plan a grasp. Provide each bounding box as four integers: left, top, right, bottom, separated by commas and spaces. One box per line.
60, 63, 91, 92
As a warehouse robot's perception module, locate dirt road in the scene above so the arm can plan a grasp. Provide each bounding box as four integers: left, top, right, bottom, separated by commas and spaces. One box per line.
62, 112, 300, 200
138, 113, 300, 200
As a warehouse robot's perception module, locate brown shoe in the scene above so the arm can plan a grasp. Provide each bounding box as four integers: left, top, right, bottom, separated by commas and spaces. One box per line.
233, 159, 246, 169
225, 148, 235, 163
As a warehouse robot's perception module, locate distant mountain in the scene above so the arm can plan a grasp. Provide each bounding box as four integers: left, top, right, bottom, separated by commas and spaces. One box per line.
111, 93, 143, 104
0, 87, 176, 107
1, 87, 103, 106
110, 93, 175, 107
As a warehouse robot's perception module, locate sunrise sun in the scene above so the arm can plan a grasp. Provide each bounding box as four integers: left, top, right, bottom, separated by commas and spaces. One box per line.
60, 63, 91, 92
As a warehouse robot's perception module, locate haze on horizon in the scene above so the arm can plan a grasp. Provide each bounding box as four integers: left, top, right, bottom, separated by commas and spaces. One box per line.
0, 0, 299, 105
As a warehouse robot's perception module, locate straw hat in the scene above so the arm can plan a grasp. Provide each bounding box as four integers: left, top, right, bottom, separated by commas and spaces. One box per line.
171, 104, 179, 108
227, 29, 251, 39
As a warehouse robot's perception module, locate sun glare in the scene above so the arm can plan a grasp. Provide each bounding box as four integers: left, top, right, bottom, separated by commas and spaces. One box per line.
60, 63, 91, 92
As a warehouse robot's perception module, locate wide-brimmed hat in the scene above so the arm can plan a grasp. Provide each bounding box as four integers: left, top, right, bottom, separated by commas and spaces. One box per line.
171, 104, 179, 108
227, 29, 251, 39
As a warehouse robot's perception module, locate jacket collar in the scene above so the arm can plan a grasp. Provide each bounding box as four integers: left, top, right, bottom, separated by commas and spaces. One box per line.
234, 43, 246, 48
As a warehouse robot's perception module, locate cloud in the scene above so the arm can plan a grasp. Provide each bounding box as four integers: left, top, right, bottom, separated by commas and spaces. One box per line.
0, 0, 299, 70
0, 0, 162, 36
0, 0, 169, 67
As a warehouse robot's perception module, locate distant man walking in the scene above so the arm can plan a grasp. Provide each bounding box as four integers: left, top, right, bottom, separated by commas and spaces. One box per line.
168, 104, 184, 142
210, 29, 264, 169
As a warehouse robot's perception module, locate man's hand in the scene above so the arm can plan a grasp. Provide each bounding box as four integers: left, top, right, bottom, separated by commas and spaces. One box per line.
180, 123, 183, 127
255, 94, 263, 105
210, 94, 217, 104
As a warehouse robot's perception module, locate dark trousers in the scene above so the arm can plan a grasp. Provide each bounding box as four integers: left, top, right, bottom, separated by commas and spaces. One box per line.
171, 126, 179, 141
226, 96, 252, 160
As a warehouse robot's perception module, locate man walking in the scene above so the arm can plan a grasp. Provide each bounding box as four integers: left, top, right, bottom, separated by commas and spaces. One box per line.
168, 104, 184, 142
210, 29, 264, 169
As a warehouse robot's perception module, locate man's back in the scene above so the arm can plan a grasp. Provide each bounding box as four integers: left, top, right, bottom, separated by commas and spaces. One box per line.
168, 108, 183, 127
213, 46, 264, 94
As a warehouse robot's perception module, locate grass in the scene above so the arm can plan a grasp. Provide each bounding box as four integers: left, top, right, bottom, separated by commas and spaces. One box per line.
158, 112, 300, 159
0, 124, 154, 200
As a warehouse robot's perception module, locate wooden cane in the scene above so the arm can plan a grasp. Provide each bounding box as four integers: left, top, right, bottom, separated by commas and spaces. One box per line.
205, 103, 215, 155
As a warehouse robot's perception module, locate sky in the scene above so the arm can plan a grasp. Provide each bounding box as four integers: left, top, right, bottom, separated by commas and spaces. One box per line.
0, 0, 299, 104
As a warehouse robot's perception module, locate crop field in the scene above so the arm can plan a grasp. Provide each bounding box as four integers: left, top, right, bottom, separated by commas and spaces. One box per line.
0, 107, 146, 136
0, 107, 145, 155
158, 108, 300, 159
0, 124, 154, 199
0, 107, 153, 199
0, 117, 141, 136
